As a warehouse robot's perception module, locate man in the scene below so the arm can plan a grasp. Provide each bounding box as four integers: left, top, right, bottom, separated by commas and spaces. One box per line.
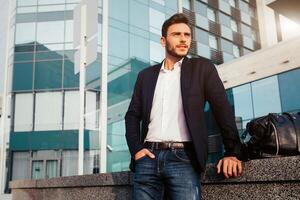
125, 13, 242, 200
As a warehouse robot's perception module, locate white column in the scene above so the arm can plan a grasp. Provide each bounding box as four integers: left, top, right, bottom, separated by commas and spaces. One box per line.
99, 0, 108, 173
178, 0, 183, 13
78, 4, 87, 176
0, 0, 12, 193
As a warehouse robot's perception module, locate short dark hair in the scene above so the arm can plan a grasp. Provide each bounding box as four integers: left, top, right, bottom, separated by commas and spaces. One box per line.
161, 13, 190, 38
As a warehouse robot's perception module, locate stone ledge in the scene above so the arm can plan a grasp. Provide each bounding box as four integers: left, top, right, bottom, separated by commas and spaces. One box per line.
9, 156, 300, 200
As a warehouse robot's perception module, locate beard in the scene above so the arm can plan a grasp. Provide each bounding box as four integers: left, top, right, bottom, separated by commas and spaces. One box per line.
166, 41, 189, 59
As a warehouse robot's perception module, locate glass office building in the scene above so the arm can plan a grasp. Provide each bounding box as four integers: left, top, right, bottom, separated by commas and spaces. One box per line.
4, 0, 300, 194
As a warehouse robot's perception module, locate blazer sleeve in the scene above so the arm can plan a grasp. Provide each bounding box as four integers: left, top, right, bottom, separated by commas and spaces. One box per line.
204, 60, 242, 158
125, 72, 144, 158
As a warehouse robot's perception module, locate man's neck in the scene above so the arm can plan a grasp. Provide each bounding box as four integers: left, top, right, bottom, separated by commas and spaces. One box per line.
164, 55, 183, 70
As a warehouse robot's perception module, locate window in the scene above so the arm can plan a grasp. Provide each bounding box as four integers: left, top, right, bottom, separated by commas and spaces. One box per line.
219, 0, 231, 14
228, 0, 236, 7
64, 91, 80, 130
46, 160, 58, 179
195, 28, 209, 45
221, 39, 233, 53
196, 14, 209, 30
150, 41, 164, 63
149, 8, 165, 35
219, 12, 231, 27
252, 76, 282, 117
13, 62, 33, 91
183, 0, 191, 10
194, 1, 207, 16
221, 25, 233, 40
32, 161, 44, 180
233, 44, 240, 57
207, 7, 216, 22
230, 19, 238, 32
14, 93, 34, 131
15, 23, 36, 45
37, 21, 64, 44
35, 92, 62, 131
208, 34, 218, 49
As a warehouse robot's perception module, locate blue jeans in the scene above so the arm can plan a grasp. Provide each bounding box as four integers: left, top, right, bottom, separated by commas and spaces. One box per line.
133, 148, 201, 200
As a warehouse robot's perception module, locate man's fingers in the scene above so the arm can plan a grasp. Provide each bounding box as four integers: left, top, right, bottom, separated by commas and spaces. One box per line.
217, 160, 223, 174
222, 160, 229, 178
227, 160, 233, 177
232, 162, 237, 177
237, 161, 243, 176
145, 149, 155, 158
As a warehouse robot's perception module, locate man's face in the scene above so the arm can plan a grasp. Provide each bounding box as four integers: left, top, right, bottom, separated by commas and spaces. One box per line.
161, 23, 191, 58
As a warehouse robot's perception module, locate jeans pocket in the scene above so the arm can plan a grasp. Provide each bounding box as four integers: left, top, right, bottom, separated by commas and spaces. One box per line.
173, 149, 190, 162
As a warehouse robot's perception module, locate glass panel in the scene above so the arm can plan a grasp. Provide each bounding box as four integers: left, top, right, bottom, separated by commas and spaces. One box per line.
232, 83, 253, 121
129, 1, 149, 31
38, 0, 65, 5
17, 0, 37, 7
64, 91, 80, 130
219, 0, 230, 15
243, 36, 253, 50
230, 19, 238, 32
32, 161, 43, 180
241, 12, 251, 25
13, 62, 33, 91
195, 28, 209, 45
108, 27, 129, 60
14, 93, 34, 131
207, 7, 216, 22
150, 41, 164, 63
37, 21, 64, 44
14, 52, 34, 62
64, 59, 79, 88
62, 150, 78, 176
15, 23, 36, 45
196, 14, 209, 30
85, 91, 98, 130
35, 92, 63, 131
241, 23, 252, 37
221, 25, 233, 40
208, 34, 218, 49
35, 60, 62, 89
109, 0, 129, 23
12, 152, 31, 180
232, 44, 240, 57
221, 38, 233, 53
278, 68, 300, 112
223, 52, 234, 62
183, 0, 191, 10
46, 160, 58, 178
17, 7, 38, 14
239, 0, 249, 13
252, 76, 282, 117
38, 5, 65, 12
197, 42, 210, 59
130, 34, 150, 61
194, 1, 207, 16
228, 0, 236, 7
219, 12, 230, 27
149, 8, 165, 35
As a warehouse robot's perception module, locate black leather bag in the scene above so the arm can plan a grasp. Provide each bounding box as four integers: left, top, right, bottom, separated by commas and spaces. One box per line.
241, 112, 300, 159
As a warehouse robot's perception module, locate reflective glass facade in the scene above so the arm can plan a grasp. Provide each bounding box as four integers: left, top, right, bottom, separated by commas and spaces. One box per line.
6, 0, 293, 193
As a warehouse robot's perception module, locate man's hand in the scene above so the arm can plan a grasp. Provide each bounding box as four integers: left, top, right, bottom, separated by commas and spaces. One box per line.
134, 148, 155, 161
216, 156, 242, 178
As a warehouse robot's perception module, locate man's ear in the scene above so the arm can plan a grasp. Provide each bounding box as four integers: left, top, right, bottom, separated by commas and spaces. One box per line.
160, 36, 166, 47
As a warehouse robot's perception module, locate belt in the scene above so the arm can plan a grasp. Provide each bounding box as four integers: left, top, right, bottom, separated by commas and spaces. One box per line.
143, 141, 193, 150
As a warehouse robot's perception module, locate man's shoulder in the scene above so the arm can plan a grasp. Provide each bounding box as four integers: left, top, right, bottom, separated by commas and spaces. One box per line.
138, 63, 161, 75
187, 56, 213, 66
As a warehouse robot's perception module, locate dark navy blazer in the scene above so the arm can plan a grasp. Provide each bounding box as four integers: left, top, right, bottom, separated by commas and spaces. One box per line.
125, 56, 241, 173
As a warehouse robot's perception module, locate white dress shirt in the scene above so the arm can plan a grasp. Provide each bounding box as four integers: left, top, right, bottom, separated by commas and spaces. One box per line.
145, 58, 191, 142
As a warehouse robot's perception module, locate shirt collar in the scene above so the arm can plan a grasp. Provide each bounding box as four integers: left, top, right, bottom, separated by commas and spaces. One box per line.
160, 57, 184, 72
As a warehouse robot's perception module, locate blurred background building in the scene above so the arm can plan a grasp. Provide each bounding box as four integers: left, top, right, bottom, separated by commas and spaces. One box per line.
0, 0, 299, 198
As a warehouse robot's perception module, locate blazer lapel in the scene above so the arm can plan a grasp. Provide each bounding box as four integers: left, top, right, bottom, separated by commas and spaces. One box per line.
180, 57, 192, 93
